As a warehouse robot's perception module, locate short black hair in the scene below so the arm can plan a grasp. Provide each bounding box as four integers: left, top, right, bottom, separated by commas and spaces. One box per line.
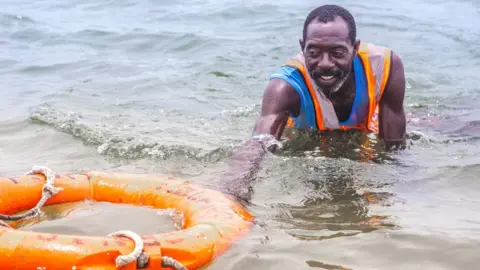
302, 5, 357, 44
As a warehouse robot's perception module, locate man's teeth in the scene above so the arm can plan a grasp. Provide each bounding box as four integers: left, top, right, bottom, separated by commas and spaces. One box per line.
321, 75, 334, 80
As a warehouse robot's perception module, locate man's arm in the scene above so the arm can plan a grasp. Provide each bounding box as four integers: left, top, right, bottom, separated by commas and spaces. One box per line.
217, 78, 300, 202
379, 51, 407, 150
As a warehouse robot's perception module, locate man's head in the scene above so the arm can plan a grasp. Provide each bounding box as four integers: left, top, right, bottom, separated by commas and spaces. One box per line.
300, 5, 360, 95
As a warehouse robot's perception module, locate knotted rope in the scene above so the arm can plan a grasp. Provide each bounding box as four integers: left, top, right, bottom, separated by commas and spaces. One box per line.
107, 230, 187, 270
0, 165, 62, 223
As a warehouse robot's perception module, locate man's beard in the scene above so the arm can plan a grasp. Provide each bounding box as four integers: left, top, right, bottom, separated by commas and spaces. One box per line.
312, 70, 351, 98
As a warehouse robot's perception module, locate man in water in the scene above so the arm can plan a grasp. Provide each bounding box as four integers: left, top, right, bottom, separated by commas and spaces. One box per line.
219, 5, 407, 201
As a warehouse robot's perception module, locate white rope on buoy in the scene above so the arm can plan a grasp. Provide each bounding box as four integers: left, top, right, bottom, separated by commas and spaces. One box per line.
107, 230, 146, 268
162, 256, 188, 270
26, 165, 63, 196
107, 230, 188, 270
0, 220, 10, 228
0, 165, 62, 221
0, 165, 188, 270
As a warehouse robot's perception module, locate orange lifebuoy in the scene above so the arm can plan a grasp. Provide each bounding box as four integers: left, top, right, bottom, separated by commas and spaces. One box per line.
0, 171, 254, 269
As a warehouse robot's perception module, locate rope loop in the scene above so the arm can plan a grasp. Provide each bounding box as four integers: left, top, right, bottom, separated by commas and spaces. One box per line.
0, 165, 61, 222
107, 230, 147, 268
107, 230, 188, 269
26, 165, 63, 195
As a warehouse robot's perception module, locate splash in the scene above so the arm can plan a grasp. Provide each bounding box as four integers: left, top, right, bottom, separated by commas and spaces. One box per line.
29, 103, 235, 162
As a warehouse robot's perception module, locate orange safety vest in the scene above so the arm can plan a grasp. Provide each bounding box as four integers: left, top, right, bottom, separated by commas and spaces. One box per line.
283, 42, 392, 134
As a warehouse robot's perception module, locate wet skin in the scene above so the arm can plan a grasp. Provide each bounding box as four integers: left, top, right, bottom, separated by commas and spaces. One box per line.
218, 16, 407, 202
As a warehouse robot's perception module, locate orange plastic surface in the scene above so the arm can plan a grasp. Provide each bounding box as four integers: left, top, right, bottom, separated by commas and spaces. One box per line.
0, 172, 254, 269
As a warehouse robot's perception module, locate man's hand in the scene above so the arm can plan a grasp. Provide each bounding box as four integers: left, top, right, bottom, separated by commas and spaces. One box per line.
217, 78, 300, 203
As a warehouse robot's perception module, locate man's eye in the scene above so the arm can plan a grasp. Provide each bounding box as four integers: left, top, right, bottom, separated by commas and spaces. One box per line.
309, 51, 319, 57
332, 51, 345, 58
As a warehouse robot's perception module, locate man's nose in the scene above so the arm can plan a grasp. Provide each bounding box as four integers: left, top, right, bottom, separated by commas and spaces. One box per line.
317, 53, 334, 70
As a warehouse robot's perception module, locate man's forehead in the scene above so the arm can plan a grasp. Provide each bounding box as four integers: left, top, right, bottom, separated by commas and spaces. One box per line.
305, 16, 350, 42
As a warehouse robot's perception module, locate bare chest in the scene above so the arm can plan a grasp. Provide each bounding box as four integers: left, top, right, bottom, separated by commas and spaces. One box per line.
330, 89, 356, 123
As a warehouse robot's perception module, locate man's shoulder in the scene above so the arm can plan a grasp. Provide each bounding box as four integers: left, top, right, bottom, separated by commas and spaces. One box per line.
266, 55, 304, 105
269, 52, 307, 80
268, 67, 303, 95
270, 53, 305, 82
359, 41, 405, 100
359, 41, 393, 52
359, 41, 404, 78
360, 41, 403, 63
263, 71, 302, 116
269, 60, 308, 99
361, 42, 396, 63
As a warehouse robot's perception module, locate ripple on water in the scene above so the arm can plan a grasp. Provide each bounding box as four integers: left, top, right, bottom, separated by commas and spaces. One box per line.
1, 0, 480, 269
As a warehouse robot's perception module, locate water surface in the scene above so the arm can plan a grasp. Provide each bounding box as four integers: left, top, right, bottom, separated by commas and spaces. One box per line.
0, 0, 479, 269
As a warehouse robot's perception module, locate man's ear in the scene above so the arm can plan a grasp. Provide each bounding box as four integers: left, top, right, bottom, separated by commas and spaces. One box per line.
299, 39, 305, 51
353, 39, 361, 53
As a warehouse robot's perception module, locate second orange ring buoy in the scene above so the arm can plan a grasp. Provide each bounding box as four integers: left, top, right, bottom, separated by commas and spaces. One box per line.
0, 169, 254, 269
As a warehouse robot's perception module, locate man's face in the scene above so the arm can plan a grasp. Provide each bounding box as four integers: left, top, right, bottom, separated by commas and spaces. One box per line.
301, 16, 358, 95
